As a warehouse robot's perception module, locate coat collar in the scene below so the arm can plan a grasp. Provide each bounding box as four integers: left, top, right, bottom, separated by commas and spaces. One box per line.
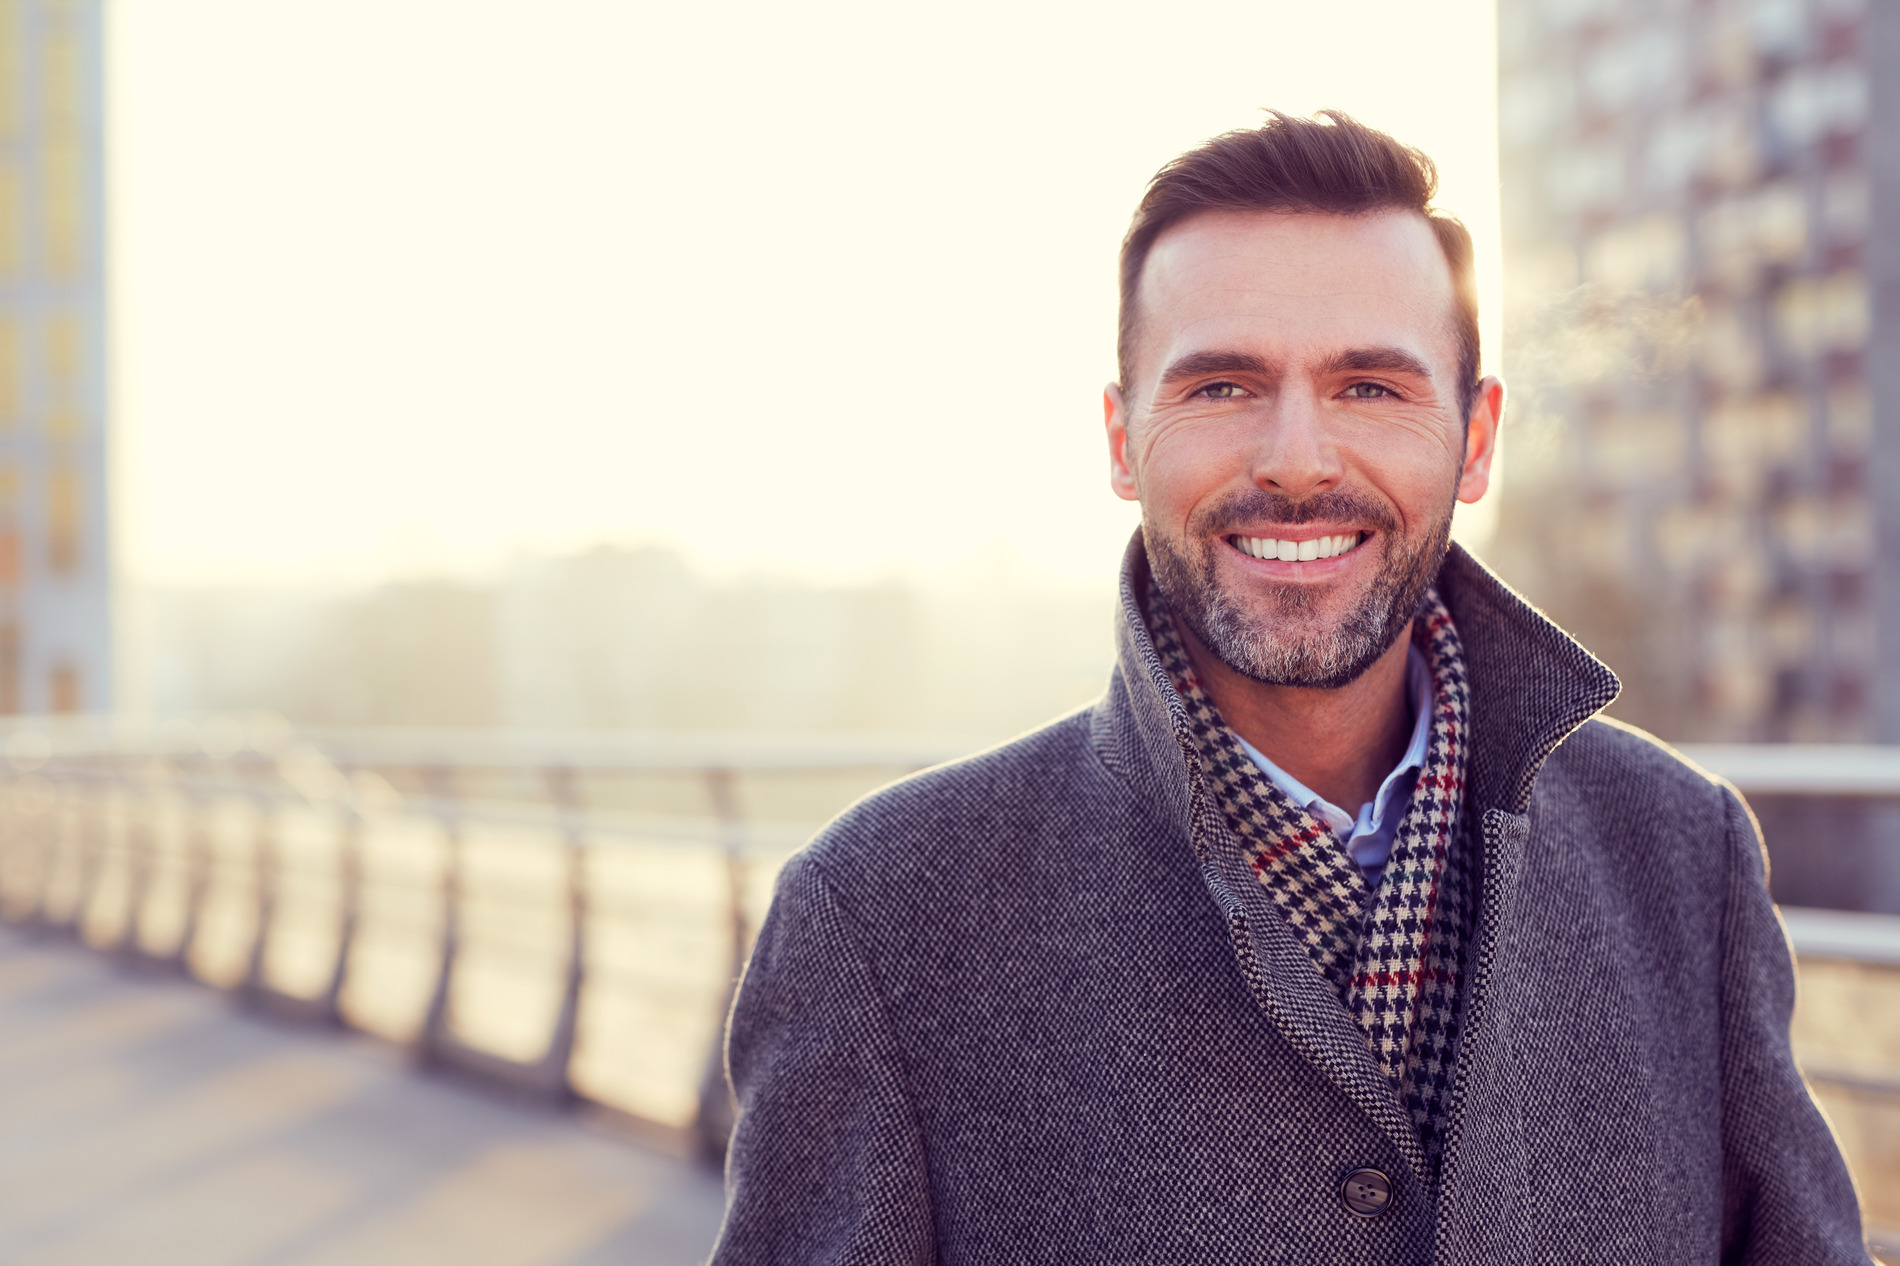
1086, 529, 1619, 1185
1092, 529, 1620, 822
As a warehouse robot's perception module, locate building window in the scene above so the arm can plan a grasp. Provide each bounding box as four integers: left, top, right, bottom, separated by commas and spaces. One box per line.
0, 163, 21, 281
0, 461, 21, 583
0, 1, 18, 143
49, 662, 78, 713
0, 318, 19, 427
0, 623, 17, 715
46, 465, 78, 573
0, 526, 21, 587
39, 26, 80, 134
44, 312, 79, 438
37, 17, 85, 279
40, 139, 83, 280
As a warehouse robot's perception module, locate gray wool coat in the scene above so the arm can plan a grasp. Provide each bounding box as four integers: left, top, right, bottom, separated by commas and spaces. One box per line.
711, 538, 1872, 1265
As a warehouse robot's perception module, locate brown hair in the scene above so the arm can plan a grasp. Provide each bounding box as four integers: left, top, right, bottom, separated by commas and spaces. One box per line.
1117, 110, 1480, 419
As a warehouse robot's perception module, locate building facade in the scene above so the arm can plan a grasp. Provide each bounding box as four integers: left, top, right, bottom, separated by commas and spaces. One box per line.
1492, 0, 1900, 910
1494, 0, 1888, 746
0, 0, 107, 715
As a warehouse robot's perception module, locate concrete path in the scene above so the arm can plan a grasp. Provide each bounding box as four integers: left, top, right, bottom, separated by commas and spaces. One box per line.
0, 927, 726, 1266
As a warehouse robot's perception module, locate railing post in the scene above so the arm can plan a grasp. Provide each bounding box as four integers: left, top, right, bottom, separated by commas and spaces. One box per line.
60, 768, 105, 939
318, 791, 363, 1027
540, 765, 587, 1098
419, 765, 462, 1063
695, 765, 747, 1163
20, 774, 57, 928
242, 760, 280, 998
0, 770, 17, 922
170, 761, 212, 977
120, 760, 157, 960
95, 768, 137, 953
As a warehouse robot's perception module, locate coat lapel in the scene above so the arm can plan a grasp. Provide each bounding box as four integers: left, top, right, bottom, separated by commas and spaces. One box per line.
1101, 533, 1619, 1190
1432, 547, 1621, 817
1209, 813, 1439, 1179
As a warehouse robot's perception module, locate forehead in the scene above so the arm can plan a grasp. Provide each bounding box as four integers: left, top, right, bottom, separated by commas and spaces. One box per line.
1134, 208, 1459, 382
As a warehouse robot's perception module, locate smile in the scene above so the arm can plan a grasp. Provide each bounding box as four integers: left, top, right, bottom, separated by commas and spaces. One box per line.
1229, 532, 1366, 562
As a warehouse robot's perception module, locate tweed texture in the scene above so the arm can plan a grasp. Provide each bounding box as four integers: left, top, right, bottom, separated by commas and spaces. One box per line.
713, 536, 1873, 1266
1146, 582, 1473, 1169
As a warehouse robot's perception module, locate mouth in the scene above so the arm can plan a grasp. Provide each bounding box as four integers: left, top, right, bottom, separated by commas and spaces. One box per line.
1226, 531, 1368, 564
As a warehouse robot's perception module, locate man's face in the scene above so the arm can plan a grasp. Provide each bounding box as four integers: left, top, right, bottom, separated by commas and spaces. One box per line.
1105, 209, 1500, 689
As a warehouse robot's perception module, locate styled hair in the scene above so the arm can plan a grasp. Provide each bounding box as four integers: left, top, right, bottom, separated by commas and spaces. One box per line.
1117, 110, 1480, 419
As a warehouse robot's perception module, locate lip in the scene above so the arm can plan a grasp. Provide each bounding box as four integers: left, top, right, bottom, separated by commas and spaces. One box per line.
1223, 528, 1372, 577
1229, 526, 1361, 543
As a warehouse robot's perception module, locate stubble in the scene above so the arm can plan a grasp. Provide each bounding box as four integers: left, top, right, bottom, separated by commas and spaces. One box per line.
1145, 486, 1453, 690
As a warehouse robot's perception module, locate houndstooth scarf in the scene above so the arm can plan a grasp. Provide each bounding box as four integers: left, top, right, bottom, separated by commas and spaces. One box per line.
1147, 581, 1476, 1168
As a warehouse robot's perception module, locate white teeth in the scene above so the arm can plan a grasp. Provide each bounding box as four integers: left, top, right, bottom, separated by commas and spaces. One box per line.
1235, 532, 1363, 561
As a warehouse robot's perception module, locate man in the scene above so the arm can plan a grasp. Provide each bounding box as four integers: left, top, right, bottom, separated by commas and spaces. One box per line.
711, 113, 1871, 1264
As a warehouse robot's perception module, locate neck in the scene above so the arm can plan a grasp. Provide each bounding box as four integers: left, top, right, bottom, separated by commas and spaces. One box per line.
1178, 620, 1415, 813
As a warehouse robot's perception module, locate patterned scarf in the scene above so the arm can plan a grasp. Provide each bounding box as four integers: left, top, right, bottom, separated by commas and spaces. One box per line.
1147, 582, 1475, 1168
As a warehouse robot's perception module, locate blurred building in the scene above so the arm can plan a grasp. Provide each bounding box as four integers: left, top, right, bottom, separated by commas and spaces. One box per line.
0, 0, 107, 714
1493, 0, 1900, 910
1493, 0, 1883, 745
135, 543, 1115, 740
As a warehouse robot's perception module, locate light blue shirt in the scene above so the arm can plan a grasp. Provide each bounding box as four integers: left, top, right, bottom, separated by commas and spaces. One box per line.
1233, 644, 1432, 883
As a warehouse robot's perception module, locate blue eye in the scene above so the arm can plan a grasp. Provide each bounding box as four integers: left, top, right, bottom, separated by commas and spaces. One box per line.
1198, 382, 1247, 399
1345, 382, 1393, 399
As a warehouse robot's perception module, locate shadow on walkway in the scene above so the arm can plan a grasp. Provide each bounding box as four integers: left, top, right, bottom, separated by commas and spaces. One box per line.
0, 927, 726, 1266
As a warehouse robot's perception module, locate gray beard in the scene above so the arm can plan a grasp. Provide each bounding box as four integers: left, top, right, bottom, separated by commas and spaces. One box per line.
1145, 491, 1452, 690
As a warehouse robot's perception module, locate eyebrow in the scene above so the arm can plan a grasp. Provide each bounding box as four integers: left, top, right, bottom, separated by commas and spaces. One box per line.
1154, 345, 1435, 394
1156, 350, 1278, 390
1319, 346, 1435, 379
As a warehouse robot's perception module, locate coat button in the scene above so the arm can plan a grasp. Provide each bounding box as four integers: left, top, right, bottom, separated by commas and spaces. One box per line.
1340, 1168, 1393, 1217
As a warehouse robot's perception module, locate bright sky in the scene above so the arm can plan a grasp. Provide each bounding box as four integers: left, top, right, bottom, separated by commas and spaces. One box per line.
109, 0, 1500, 591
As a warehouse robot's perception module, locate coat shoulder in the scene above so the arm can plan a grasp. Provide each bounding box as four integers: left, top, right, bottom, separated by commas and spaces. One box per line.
1530, 714, 1751, 901
1542, 713, 1739, 818
794, 705, 1131, 904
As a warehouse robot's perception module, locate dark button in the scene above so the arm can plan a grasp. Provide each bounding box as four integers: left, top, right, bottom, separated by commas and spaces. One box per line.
1340, 1168, 1393, 1217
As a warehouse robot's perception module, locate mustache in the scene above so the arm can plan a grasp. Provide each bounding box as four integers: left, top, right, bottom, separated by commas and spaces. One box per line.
1190, 487, 1399, 536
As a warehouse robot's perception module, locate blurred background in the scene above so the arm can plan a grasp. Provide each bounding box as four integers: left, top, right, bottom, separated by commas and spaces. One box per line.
0, 0, 1895, 1262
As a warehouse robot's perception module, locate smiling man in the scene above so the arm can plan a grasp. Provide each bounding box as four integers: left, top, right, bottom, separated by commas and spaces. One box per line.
711, 113, 1871, 1265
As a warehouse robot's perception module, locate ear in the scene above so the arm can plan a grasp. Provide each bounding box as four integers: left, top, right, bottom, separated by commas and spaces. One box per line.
1106, 383, 1140, 502
1456, 376, 1504, 504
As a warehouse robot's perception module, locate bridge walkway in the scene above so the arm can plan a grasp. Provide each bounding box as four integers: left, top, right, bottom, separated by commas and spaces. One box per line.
0, 927, 726, 1266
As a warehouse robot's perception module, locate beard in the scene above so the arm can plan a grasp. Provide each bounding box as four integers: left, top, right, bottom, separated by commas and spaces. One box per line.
1145, 485, 1453, 690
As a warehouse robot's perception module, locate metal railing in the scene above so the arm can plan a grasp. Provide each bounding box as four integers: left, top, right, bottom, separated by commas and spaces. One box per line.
1678, 745, 1900, 1084
0, 716, 979, 1158
0, 724, 1897, 1164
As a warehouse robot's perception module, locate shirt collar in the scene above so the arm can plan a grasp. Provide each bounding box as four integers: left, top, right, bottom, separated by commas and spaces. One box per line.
1095, 534, 1621, 826
1231, 641, 1433, 841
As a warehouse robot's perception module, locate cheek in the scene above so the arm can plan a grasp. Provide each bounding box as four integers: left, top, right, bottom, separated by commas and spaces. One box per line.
1335, 407, 1458, 458
1138, 418, 1253, 508
1335, 418, 1463, 507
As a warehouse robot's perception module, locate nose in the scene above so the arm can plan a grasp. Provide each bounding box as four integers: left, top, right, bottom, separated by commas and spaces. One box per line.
1248, 387, 1343, 500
